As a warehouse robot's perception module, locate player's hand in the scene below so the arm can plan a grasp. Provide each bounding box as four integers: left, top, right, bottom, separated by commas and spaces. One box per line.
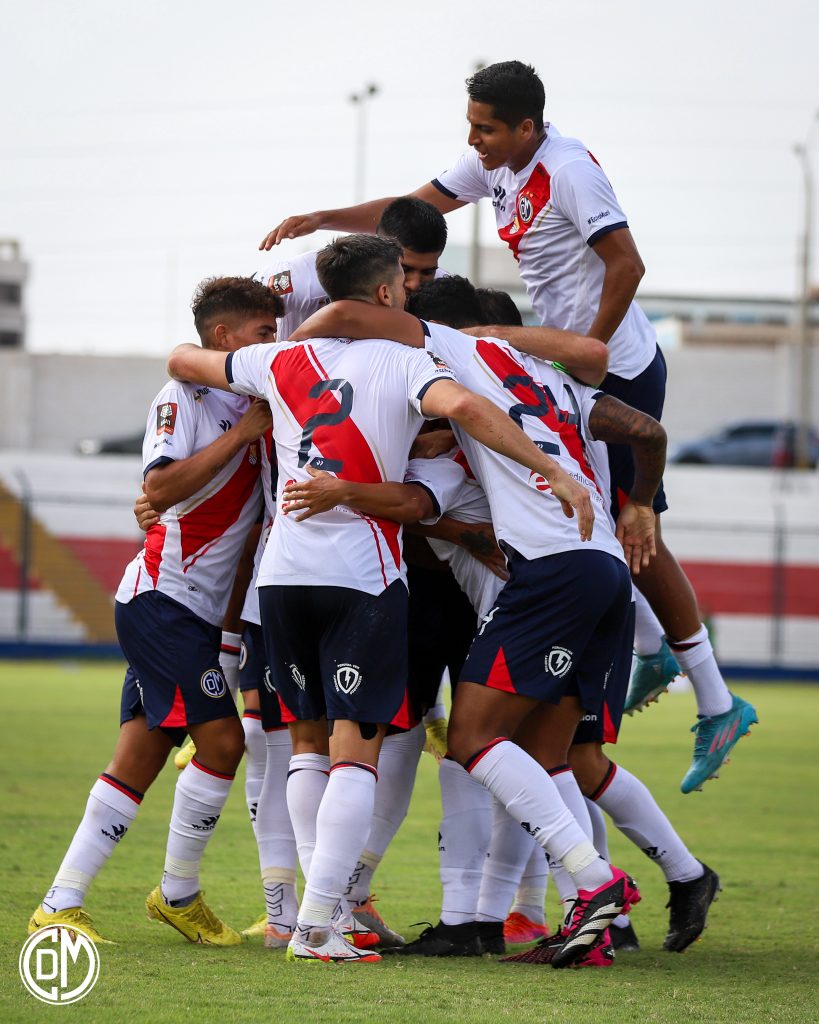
615, 500, 656, 574
409, 429, 456, 460
133, 486, 160, 532
453, 522, 509, 580
423, 716, 449, 762
237, 400, 273, 443
259, 213, 323, 250
281, 466, 346, 521
546, 468, 595, 541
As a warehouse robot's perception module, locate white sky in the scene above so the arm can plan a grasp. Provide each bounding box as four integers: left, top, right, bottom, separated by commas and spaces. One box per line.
2, 0, 818, 355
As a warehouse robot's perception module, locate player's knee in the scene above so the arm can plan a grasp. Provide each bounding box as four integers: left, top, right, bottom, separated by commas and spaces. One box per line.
195, 721, 245, 774
568, 742, 610, 796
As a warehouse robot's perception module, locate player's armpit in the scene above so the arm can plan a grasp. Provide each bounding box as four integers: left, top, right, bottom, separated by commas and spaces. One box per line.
290, 301, 425, 347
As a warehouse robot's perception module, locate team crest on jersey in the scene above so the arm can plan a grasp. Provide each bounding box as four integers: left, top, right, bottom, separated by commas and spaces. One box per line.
156, 402, 178, 435
518, 194, 534, 224
290, 663, 306, 691
545, 646, 573, 679
247, 442, 259, 466
201, 668, 227, 698
263, 667, 275, 694
268, 270, 293, 295
333, 663, 362, 695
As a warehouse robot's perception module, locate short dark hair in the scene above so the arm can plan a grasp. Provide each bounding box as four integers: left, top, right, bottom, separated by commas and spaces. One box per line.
476, 287, 523, 326
405, 275, 484, 329
377, 197, 448, 255
191, 276, 284, 345
466, 61, 545, 131
315, 234, 403, 301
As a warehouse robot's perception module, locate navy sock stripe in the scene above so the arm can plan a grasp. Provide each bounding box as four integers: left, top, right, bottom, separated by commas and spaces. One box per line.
99, 772, 144, 803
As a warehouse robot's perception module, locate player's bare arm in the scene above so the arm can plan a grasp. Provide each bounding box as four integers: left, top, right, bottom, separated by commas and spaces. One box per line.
409, 428, 456, 459
588, 394, 666, 573
421, 378, 594, 541
587, 228, 645, 343
410, 517, 509, 580
290, 300, 425, 347
167, 344, 233, 391
144, 401, 272, 514
281, 466, 434, 523
459, 324, 609, 386
258, 184, 463, 250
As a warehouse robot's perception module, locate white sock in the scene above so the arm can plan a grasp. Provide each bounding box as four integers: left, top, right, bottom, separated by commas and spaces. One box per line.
257, 729, 298, 928
438, 756, 493, 924
594, 762, 703, 883
220, 630, 242, 705
632, 589, 664, 656
346, 724, 425, 906
286, 753, 330, 880
298, 763, 377, 931
551, 766, 593, 839
477, 799, 538, 923
161, 759, 233, 904
585, 796, 610, 859
43, 774, 141, 912
668, 625, 732, 716
510, 841, 548, 923
465, 740, 610, 893
242, 712, 266, 837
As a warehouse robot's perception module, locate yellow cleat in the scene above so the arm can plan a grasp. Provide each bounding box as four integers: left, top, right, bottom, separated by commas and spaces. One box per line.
145, 887, 243, 945
423, 717, 448, 762
28, 905, 115, 944
173, 739, 196, 771
241, 912, 268, 939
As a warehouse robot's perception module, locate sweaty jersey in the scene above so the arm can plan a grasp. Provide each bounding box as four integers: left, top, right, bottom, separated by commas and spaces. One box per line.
405, 451, 502, 619
227, 337, 455, 596
432, 125, 656, 380
423, 322, 624, 565
116, 381, 263, 626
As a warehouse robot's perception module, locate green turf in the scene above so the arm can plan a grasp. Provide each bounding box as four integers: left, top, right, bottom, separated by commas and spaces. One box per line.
1, 662, 817, 1023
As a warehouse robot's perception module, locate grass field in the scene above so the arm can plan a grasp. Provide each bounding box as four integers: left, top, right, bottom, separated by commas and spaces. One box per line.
1, 662, 817, 1023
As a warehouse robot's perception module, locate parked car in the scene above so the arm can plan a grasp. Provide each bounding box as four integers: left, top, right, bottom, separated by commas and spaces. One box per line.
670, 420, 819, 468
77, 432, 144, 456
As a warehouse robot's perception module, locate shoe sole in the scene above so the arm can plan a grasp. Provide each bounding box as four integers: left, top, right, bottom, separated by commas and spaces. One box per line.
285, 949, 381, 964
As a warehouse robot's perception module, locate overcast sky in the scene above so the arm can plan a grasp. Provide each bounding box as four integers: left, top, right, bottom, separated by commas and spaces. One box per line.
2, 0, 818, 355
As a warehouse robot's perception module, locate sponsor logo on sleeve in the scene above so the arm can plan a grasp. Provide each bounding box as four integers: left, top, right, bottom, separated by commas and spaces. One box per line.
587, 210, 611, 226
429, 352, 454, 374
156, 402, 178, 436
268, 270, 293, 295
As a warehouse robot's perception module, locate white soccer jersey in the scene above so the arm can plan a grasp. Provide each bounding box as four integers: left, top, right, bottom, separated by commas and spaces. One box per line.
423, 322, 625, 565
227, 337, 456, 596
240, 514, 273, 627
116, 382, 263, 626
433, 125, 657, 380
405, 451, 502, 619
255, 250, 450, 340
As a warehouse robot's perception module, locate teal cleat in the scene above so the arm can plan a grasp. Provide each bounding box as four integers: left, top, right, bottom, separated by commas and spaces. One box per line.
624, 640, 681, 715
680, 695, 759, 794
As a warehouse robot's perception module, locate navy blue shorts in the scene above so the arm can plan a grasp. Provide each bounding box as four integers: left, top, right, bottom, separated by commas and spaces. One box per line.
572, 600, 635, 745
116, 592, 238, 739
460, 548, 632, 715
601, 345, 668, 516
258, 581, 408, 725
240, 622, 293, 730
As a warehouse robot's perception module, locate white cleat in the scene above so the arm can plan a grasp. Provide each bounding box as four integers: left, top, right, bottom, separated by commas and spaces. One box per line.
286, 925, 382, 964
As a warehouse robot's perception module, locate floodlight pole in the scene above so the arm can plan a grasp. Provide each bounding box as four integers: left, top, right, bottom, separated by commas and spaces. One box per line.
350, 84, 379, 204
793, 112, 819, 467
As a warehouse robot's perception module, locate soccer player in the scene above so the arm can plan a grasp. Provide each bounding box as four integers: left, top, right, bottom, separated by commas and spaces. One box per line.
28, 278, 281, 945
284, 275, 667, 968
166, 237, 606, 964
259, 61, 758, 794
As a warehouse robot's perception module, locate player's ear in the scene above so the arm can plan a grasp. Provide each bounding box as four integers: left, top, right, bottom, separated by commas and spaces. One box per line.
212, 323, 230, 350
374, 282, 391, 308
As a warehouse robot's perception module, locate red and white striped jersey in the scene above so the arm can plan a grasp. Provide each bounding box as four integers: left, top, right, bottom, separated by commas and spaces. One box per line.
423, 323, 623, 564
432, 125, 656, 380
115, 381, 263, 625
227, 337, 456, 596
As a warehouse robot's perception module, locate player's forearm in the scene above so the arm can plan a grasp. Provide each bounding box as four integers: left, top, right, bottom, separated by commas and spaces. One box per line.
291, 301, 425, 347
337, 481, 432, 523
474, 325, 608, 386
167, 344, 231, 392
589, 396, 666, 505
587, 260, 643, 343
315, 198, 399, 234
145, 430, 252, 513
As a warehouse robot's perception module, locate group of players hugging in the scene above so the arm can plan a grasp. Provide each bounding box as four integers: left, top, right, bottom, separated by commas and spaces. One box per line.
30, 61, 757, 967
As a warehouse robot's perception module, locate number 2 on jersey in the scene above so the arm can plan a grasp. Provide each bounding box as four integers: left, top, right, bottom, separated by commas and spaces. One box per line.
297, 378, 353, 473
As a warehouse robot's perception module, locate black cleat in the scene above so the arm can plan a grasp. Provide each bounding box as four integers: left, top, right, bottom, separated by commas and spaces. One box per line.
476, 920, 505, 955
664, 862, 721, 952
380, 920, 482, 957
610, 919, 640, 953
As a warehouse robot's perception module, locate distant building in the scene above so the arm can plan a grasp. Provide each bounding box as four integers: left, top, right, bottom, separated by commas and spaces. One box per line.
0, 240, 28, 350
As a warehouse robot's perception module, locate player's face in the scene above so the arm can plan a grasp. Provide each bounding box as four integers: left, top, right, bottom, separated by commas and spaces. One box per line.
466, 100, 534, 172
400, 248, 441, 294
223, 317, 278, 350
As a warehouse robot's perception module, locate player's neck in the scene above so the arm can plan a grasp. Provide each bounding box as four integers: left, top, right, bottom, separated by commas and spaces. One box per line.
507, 130, 547, 174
